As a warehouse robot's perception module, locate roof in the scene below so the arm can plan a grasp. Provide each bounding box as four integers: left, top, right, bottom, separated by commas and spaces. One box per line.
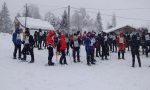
103, 25, 136, 33
16, 17, 54, 31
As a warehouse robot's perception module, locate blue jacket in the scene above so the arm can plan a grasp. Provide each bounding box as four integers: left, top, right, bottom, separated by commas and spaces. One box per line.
12, 28, 22, 45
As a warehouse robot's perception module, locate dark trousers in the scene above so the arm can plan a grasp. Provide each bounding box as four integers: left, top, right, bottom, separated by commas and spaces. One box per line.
43, 40, 46, 49
109, 43, 112, 51
131, 52, 141, 67
145, 41, 150, 57
34, 40, 38, 47
118, 50, 124, 59
66, 43, 69, 55
38, 41, 42, 49
60, 50, 67, 64
86, 48, 95, 64
48, 53, 53, 64
101, 47, 109, 59
112, 41, 117, 52
73, 48, 80, 62
96, 47, 101, 57
22, 44, 34, 61
13, 44, 21, 58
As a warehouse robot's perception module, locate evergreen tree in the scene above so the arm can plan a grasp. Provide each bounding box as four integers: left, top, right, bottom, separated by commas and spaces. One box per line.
60, 10, 68, 32
0, 2, 12, 33
96, 12, 103, 32
112, 13, 116, 27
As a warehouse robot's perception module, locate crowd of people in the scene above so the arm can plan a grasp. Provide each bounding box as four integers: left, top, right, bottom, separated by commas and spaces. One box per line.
12, 28, 150, 67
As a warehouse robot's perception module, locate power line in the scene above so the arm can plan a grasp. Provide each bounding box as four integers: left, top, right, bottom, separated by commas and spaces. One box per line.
71, 7, 150, 22
71, 6, 150, 11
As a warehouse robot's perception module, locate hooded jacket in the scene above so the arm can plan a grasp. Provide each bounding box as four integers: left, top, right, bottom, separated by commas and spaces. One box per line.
60, 34, 67, 51
46, 31, 54, 48
12, 28, 22, 45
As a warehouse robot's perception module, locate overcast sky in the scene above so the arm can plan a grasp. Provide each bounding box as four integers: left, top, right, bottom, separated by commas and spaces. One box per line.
0, 0, 150, 28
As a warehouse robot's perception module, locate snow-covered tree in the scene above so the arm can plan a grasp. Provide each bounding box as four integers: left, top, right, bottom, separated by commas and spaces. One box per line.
95, 12, 103, 32
112, 13, 116, 27
0, 2, 12, 33
71, 8, 94, 32
71, 10, 82, 31
60, 10, 68, 32
22, 4, 41, 19
44, 11, 60, 30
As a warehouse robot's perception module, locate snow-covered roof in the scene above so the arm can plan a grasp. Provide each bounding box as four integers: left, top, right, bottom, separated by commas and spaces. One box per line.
16, 17, 54, 31
103, 25, 135, 33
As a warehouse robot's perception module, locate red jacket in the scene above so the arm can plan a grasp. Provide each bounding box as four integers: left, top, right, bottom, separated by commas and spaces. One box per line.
60, 34, 67, 51
116, 33, 126, 51
46, 31, 55, 48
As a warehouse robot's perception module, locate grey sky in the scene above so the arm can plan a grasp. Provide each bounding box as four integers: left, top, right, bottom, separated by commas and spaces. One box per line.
0, 0, 150, 28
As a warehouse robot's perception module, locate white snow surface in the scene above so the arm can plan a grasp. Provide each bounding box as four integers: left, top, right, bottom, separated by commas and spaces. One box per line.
0, 33, 150, 90
17, 17, 54, 30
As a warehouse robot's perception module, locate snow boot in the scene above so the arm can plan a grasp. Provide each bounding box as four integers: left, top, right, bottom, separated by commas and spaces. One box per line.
48, 62, 54, 66
13, 57, 17, 59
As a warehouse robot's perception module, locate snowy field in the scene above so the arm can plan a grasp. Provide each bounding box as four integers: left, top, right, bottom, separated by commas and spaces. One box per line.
0, 33, 150, 90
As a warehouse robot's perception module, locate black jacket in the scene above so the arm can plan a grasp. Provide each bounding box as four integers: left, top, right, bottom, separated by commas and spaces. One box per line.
130, 35, 140, 53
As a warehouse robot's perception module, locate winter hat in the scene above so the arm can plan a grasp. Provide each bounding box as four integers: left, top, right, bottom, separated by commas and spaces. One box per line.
25, 28, 30, 35
61, 34, 65, 39
15, 27, 20, 34
120, 32, 123, 36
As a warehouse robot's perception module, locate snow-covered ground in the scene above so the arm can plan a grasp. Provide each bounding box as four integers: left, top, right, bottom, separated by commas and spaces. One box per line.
0, 33, 150, 90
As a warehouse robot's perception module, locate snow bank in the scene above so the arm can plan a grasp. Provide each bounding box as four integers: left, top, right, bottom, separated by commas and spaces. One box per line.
0, 33, 150, 90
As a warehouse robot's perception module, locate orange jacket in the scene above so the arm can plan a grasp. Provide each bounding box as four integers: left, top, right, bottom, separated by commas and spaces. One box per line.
60, 34, 67, 51
46, 31, 55, 48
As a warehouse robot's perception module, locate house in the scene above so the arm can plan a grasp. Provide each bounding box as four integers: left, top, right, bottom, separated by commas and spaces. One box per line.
14, 17, 55, 33
103, 25, 140, 34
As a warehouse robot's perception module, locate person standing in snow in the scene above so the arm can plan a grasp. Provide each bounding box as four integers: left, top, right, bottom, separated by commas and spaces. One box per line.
42, 31, 47, 49
101, 32, 109, 60
21, 28, 35, 63
59, 33, 67, 65
84, 32, 96, 65
46, 31, 55, 66
12, 27, 22, 59
145, 32, 150, 57
38, 29, 43, 50
141, 32, 146, 55
116, 32, 126, 59
130, 34, 141, 67
34, 31, 38, 48
70, 33, 81, 63
95, 33, 102, 57
126, 33, 131, 51
112, 33, 117, 52
66, 33, 70, 55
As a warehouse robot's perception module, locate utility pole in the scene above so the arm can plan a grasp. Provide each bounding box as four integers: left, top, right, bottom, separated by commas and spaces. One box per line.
67, 5, 70, 33
25, 3, 27, 29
